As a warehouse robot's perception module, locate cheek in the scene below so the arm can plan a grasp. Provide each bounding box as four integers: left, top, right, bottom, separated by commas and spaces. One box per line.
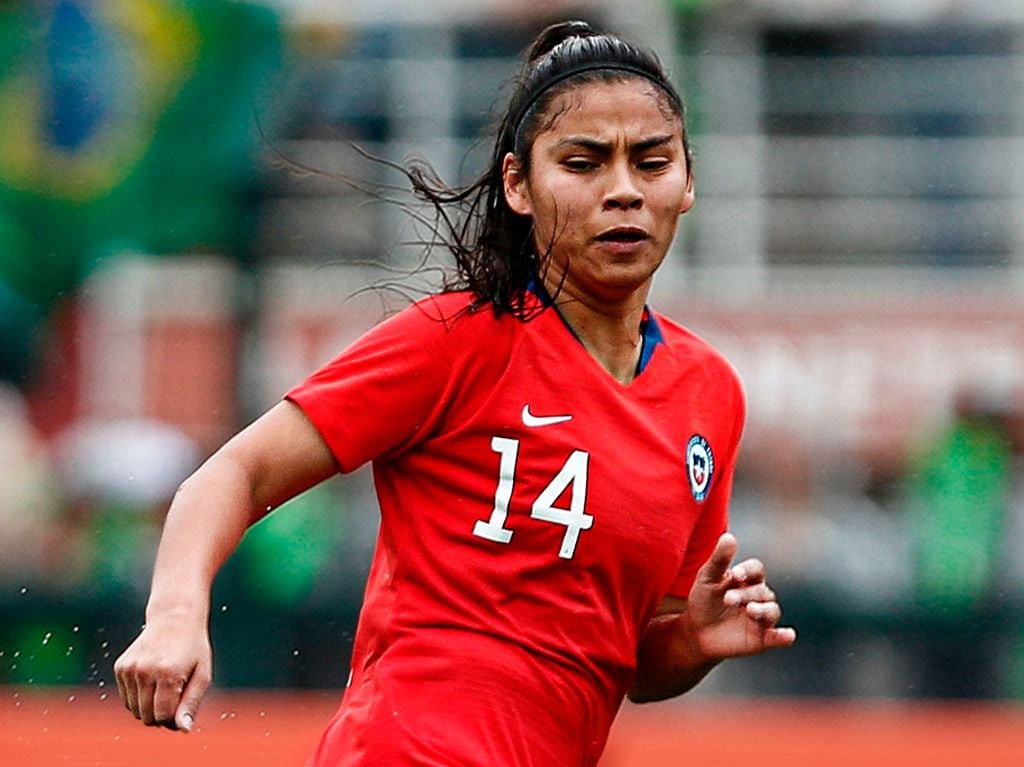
532, 182, 589, 234
655, 196, 684, 224
652, 181, 690, 227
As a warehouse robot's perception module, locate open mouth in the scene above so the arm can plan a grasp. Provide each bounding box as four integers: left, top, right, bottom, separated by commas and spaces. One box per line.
595, 228, 649, 243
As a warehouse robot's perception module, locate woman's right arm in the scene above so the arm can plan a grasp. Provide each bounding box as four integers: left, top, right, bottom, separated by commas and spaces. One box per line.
114, 400, 339, 732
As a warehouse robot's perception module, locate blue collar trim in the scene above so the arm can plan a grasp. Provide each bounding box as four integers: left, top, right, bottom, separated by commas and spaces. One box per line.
526, 278, 664, 375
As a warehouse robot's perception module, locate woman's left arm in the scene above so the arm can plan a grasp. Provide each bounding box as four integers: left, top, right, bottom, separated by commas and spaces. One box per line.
628, 532, 797, 703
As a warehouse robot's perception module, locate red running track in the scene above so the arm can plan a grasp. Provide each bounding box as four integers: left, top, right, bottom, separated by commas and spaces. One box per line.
2, 686, 1021, 766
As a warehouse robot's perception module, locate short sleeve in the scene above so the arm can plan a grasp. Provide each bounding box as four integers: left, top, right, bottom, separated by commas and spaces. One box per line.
285, 298, 459, 473
665, 371, 746, 599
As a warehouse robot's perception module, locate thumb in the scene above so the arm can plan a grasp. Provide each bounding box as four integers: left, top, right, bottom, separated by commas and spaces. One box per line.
174, 664, 210, 733
698, 532, 738, 585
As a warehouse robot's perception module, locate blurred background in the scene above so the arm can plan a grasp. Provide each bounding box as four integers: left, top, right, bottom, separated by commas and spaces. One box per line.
2, 0, 1023, 762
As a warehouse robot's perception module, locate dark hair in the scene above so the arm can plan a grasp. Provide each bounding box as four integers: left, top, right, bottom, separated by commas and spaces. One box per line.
405, 20, 690, 319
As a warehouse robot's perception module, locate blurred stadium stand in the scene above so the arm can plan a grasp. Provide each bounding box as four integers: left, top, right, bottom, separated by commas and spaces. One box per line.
2, 0, 1024, 730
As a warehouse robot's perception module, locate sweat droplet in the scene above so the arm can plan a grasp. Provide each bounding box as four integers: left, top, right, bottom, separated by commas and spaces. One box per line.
67, 695, 76, 702
220, 605, 228, 612
19, 587, 27, 595
42, 633, 51, 645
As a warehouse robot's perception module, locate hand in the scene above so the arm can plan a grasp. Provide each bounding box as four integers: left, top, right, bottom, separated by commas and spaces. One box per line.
685, 532, 796, 661
113, 611, 212, 732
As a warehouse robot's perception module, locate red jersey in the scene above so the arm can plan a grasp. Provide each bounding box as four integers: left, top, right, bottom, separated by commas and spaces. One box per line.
286, 291, 744, 766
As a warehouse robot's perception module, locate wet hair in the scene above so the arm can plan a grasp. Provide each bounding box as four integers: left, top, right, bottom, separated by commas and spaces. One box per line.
404, 20, 690, 319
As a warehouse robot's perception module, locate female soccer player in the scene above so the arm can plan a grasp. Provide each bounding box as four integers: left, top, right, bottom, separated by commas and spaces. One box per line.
115, 20, 795, 765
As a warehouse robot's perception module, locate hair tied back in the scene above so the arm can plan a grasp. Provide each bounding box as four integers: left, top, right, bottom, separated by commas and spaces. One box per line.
525, 20, 597, 66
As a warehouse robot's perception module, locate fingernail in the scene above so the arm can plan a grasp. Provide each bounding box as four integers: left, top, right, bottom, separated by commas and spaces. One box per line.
181, 713, 194, 732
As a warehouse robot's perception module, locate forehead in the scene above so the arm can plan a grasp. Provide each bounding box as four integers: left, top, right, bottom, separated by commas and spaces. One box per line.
534, 79, 682, 144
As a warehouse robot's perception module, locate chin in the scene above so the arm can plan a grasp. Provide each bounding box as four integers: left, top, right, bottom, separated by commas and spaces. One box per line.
585, 268, 657, 301
602, 259, 661, 285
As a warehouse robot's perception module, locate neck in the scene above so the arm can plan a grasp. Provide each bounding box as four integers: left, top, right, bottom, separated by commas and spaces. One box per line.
543, 276, 650, 385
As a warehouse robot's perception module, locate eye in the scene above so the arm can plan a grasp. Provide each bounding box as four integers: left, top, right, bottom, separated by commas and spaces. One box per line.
637, 157, 671, 172
562, 158, 598, 172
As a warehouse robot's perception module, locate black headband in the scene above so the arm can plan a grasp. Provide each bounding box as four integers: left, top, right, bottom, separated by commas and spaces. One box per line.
512, 61, 680, 151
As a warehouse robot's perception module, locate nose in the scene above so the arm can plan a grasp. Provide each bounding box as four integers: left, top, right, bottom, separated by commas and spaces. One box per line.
603, 162, 643, 210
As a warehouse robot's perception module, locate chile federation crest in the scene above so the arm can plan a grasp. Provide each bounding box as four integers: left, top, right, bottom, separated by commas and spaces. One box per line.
686, 435, 714, 503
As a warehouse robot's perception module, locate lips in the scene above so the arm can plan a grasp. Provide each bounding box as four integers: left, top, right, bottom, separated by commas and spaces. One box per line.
595, 227, 650, 243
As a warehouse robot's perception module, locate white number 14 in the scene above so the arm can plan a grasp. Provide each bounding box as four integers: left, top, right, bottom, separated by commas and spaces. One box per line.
472, 437, 594, 559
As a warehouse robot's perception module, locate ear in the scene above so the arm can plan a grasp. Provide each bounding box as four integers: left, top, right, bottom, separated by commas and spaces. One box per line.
679, 169, 695, 215
502, 152, 533, 217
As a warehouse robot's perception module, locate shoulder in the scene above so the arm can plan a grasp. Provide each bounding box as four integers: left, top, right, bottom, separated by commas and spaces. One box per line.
377, 291, 511, 339
350, 291, 496, 352
654, 311, 743, 391
361, 292, 529, 382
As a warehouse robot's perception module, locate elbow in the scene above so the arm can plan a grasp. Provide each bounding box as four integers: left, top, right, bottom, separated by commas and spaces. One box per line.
626, 687, 654, 705
169, 471, 199, 510
627, 663, 674, 704
626, 680, 672, 705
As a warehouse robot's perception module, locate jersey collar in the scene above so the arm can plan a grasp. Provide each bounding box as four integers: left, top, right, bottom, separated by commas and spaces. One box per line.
525, 277, 664, 375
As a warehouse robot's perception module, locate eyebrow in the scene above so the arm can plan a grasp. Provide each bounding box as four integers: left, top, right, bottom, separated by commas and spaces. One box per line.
553, 134, 677, 153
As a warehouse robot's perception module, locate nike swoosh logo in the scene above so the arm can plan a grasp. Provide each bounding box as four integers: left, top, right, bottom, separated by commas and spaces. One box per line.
521, 404, 573, 427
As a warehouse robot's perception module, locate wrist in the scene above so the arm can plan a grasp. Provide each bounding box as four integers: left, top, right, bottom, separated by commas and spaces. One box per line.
630, 609, 720, 703
145, 595, 210, 624
674, 609, 720, 672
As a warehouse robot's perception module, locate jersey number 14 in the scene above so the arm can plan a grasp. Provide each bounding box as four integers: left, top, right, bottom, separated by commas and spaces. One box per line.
473, 436, 594, 559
